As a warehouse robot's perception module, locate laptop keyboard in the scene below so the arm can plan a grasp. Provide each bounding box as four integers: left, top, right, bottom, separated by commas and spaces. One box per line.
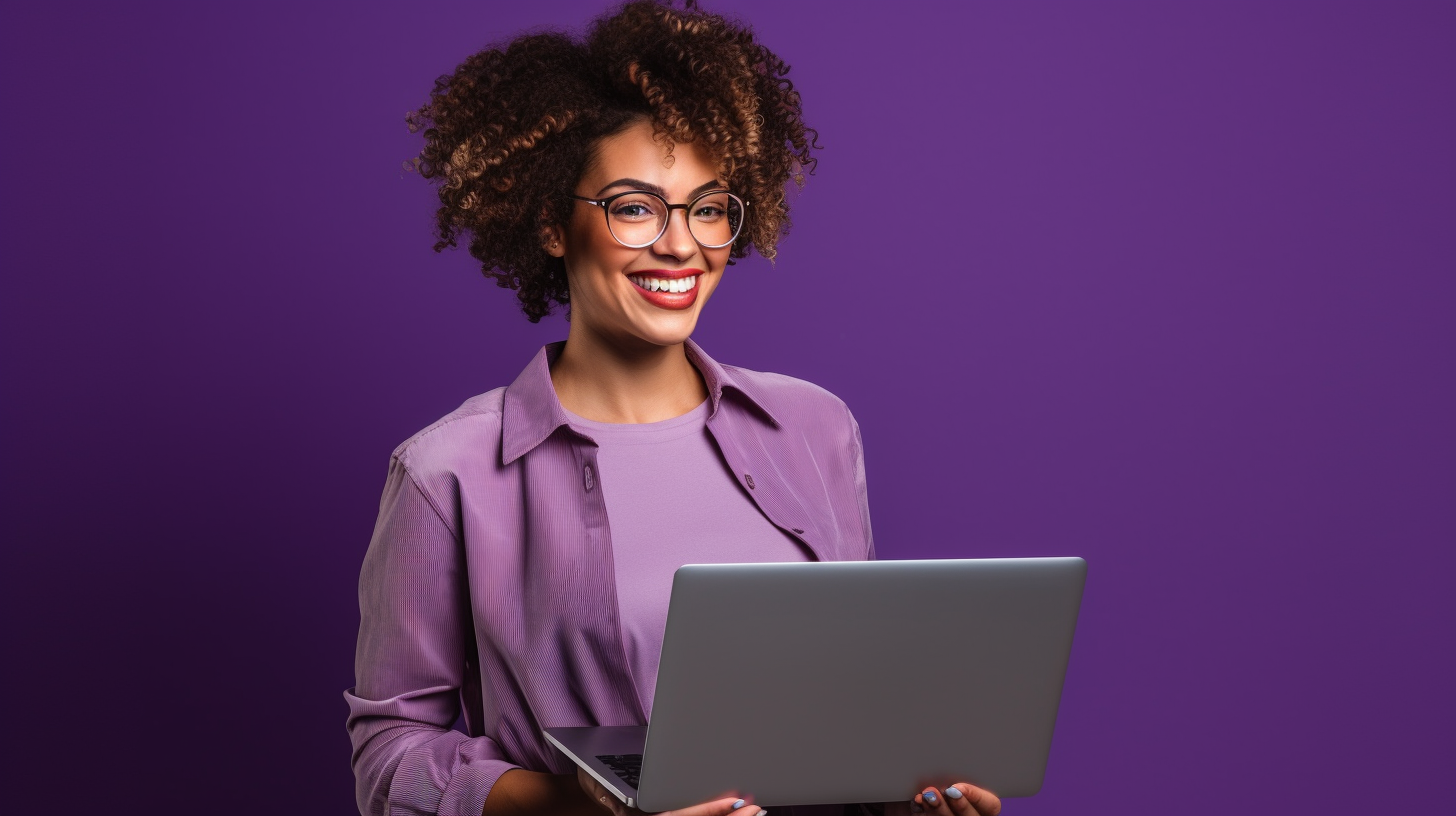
596, 754, 643, 788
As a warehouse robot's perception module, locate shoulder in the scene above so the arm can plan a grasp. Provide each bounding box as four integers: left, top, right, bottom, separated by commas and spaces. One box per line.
719, 364, 862, 456
390, 387, 508, 478
721, 363, 856, 427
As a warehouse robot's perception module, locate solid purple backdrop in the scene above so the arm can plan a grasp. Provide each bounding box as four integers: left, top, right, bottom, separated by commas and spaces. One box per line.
2, 2, 1452, 813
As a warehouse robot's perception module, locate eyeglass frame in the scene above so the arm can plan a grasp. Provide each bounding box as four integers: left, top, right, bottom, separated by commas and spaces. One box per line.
567, 189, 749, 249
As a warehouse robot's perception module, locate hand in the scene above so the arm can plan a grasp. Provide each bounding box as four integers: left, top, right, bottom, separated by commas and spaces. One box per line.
885, 783, 1001, 816
577, 765, 767, 816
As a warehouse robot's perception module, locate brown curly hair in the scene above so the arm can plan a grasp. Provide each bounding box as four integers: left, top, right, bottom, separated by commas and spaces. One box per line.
405, 0, 818, 322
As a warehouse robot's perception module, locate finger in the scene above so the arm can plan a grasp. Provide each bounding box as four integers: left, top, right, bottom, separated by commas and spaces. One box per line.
668, 797, 765, 816
917, 787, 947, 813
592, 790, 625, 816
941, 783, 973, 816
948, 783, 1002, 816
596, 790, 628, 816
576, 766, 627, 816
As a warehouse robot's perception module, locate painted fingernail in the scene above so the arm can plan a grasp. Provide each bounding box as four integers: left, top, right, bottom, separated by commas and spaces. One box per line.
924, 790, 939, 805
944, 786, 964, 800
732, 800, 746, 809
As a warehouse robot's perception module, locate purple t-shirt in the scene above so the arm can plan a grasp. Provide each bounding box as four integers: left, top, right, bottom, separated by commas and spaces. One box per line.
564, 399, 813, 717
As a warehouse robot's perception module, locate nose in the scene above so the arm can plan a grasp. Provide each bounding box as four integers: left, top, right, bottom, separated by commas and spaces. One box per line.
651, 207, 698, 261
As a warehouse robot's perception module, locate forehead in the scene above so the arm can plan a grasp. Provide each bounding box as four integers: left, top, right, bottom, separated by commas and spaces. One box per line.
582, 120, 719, 195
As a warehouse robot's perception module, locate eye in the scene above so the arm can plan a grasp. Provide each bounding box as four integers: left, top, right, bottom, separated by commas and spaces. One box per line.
607, 194, 664, 222
610, 202, 655, 220
692, 204, 726, 221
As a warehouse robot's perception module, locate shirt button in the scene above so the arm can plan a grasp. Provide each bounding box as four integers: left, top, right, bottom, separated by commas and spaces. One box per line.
744, 473, 755, 490
584, 464, 595, 492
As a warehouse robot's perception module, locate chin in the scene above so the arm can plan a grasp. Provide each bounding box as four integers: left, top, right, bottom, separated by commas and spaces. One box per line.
620, 310, 702, 349
634, 323, 699, 349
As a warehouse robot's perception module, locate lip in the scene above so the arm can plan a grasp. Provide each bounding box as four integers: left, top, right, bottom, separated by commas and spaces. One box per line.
626, 268, 705, 311
628, 268, 702, 280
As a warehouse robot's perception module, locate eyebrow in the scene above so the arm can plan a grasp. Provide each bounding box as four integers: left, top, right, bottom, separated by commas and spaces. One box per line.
594, 178, 726, 198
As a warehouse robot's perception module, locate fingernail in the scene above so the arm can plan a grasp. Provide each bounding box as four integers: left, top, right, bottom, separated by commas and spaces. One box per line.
732, 800, 745, 810
944, 786, 963, 800
924, 790, 939, 805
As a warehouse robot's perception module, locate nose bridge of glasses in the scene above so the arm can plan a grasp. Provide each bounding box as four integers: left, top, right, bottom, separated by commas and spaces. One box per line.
655, 202, 698, 250
666, 202, 695, 231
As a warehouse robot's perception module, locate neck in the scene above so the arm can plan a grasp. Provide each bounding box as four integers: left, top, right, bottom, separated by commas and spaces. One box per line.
549, 325, 708, 424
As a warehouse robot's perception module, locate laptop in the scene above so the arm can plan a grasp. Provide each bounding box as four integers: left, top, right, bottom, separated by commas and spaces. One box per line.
543, 557, 1086, 811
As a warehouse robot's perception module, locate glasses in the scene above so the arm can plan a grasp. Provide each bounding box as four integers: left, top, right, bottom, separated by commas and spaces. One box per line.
569, 189, 747, 249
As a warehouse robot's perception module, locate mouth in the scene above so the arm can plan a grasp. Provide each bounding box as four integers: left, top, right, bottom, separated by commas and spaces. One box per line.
626, 269, 703, 310
628, 273, 698, 293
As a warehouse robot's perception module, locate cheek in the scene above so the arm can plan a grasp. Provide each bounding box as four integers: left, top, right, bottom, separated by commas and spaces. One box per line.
564, 238, 638, 292
566, 210, 618, 256
706, 249, 732, 282
697, 258, 730, 302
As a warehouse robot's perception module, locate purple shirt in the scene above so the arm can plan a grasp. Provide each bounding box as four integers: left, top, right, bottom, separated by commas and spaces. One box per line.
345, 339, 874, 816
563, 398, 814, 719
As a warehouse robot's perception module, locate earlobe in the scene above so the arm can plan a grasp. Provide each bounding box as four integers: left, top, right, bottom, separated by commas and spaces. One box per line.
542, 227, 565, 258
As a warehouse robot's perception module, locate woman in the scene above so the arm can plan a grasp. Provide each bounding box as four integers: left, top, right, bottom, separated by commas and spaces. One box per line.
345, 3, 1001, 816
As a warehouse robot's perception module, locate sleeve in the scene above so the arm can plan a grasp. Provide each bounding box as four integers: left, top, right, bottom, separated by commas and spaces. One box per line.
344, 456, 521, 816
846, 404, 876, 562
844, 407, 882, 816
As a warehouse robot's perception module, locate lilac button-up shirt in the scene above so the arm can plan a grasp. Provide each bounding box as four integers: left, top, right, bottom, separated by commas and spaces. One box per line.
345, 339, 875, 816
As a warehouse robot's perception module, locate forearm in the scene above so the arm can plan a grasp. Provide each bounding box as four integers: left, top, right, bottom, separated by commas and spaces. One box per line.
481, 769, 602, 816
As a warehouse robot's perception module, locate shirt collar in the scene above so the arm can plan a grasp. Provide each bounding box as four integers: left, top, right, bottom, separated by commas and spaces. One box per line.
501, 338, 782, 465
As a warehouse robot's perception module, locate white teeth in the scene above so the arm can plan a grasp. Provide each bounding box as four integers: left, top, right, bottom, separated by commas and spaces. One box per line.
629, 275, 697, 293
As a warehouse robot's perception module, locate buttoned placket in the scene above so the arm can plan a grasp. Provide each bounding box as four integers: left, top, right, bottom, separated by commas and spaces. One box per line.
571, 434, 649, 725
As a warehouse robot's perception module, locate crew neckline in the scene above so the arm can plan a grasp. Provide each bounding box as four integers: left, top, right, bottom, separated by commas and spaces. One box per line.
562, 398, 711, 444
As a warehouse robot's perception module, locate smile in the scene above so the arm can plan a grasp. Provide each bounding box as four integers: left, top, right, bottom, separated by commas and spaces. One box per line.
628, 274, 697, 293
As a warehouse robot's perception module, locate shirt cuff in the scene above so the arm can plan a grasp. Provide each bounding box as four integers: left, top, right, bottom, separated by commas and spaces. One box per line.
387, 729, 521, 816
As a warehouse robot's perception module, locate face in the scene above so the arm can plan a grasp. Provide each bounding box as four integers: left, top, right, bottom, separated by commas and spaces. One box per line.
546, 119, 734, 353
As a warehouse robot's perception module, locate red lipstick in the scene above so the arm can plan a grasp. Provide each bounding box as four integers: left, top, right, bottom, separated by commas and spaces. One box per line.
625, 268, 704, 310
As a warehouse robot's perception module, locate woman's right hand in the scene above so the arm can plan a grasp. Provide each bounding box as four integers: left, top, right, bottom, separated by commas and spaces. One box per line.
577, 765, 767, 816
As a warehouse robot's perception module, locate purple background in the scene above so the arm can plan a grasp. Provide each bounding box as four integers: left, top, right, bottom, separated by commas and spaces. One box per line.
2, 1, 1452, 813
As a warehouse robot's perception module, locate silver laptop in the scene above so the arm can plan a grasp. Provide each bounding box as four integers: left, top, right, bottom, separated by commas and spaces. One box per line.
543, 557, 1086, 811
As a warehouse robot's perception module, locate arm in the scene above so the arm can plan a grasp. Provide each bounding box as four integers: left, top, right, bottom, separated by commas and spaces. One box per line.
845, 405, 875, 562
345, 457, 520, 816
348, 459, 764, 816
480, 769, 603, 816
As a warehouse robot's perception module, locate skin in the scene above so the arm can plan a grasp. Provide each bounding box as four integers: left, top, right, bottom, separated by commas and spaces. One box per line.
545, 118, 728, 424
481, 120, 1003, 816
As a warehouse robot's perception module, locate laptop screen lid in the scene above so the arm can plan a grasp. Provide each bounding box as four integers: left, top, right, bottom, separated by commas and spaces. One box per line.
633, 557, 1086, 811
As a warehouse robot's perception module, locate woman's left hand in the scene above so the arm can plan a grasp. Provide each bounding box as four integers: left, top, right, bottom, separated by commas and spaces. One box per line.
884, 783, 1001, 816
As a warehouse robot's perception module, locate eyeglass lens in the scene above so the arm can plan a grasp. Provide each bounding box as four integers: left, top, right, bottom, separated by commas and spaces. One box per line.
604, 191, 743, 248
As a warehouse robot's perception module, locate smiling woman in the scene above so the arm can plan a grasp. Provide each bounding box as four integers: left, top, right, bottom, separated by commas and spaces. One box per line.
344, 3, 1002, 816
545, 121, 741, 422
404, 0, 812, 324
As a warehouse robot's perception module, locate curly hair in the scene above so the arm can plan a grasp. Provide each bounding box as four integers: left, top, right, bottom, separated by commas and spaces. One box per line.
405, 0, 818, 322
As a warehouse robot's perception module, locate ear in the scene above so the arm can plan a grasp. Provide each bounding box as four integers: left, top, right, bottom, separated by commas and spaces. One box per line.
541, 225, 566, 258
